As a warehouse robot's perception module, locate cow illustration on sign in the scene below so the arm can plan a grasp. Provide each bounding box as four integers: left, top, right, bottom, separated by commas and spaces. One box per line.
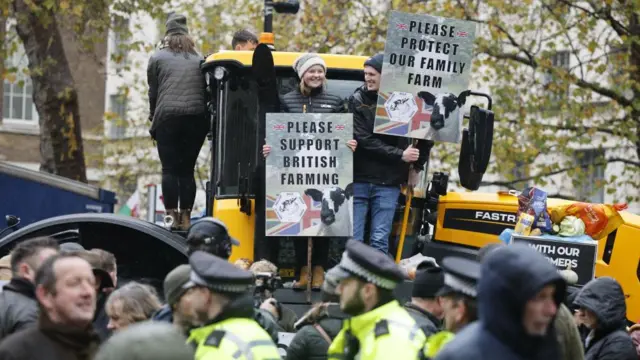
298, 184, 353, 237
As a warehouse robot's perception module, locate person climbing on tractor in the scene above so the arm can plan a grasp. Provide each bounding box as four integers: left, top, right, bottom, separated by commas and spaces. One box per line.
262, 53, 357, 290
147, 13, 208, 231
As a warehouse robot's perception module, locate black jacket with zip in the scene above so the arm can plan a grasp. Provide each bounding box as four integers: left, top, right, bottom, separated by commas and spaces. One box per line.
280, 86, 346, 114
348, 85, 431, 186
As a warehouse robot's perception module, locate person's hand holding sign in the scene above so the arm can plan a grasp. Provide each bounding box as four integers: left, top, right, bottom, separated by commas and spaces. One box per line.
263, 144, 271, 158
347, 139, 357, 152
402, 145, 420, 163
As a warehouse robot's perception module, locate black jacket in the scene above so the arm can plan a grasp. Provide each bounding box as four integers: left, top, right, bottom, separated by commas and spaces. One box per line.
0, 277, 38, 340
573, 277, 636, 360
147, 47, 206, 135
0, 312, 101, 360
348, 85, 430, 186
435, 245, 564, 360
285, 304, 347, 360
404, 302, 440, 337
92, 293, 110, 341
280, 86, 346, 114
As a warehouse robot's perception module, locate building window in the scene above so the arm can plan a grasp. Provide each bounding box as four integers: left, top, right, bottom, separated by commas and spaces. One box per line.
575, 149, 605, 203
552, 51, 570, 69
3, 80, 37, 123
109, 94, 127, 139
543, 50, 571, 101
111, 17, 130, 72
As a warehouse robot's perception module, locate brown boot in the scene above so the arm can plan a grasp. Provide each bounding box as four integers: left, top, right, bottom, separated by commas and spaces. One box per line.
312, 266, 324, 291
293, 266, 309, 290
164, 209, 179, 230
178, 209, 191, 231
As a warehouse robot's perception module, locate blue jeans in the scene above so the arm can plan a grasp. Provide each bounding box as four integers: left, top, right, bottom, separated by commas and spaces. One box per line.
352, 183, 401, 254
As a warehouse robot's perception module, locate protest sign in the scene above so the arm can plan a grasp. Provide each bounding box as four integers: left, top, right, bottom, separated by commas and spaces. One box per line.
265, 113, 353, 237
374, 11, 476, 143
511, 234, 598, 286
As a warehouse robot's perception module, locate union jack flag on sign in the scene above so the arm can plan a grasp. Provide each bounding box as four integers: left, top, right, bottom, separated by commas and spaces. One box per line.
335, 124, 345, 131
456, 31, 468, 37
396, 23, 408, 30
273, 124, 285, 130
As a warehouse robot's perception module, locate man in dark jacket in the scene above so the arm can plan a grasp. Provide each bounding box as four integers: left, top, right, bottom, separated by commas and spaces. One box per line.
348, 53, 431, 254
0, 236, 59, 340
0, 253, 101, 359
573, 276, 636, 360
285, 266, 349, 360
435, 244, 566, 360
477, 243, 584, 360
405, 261, 444, 337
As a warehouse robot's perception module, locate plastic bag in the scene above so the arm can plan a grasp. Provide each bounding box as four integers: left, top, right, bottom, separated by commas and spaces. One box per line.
558, 216, 586, 237
518, 187, 552, 232
550, 202, 628, 239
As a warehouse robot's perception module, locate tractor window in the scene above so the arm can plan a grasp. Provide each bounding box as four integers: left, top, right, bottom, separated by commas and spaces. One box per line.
216, 68, 363, 197
277, 74, 363, 101
218, 71, 259, 196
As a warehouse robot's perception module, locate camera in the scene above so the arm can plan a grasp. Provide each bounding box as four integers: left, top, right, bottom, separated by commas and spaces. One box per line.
253, 271, 282, 308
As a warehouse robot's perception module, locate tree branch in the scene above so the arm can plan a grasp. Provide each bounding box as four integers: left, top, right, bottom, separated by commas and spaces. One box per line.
482, 157, 638, 188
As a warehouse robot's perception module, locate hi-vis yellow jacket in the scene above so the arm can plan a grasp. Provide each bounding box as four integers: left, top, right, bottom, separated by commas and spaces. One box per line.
188, 317, 281, 360
327, 300, 426, 360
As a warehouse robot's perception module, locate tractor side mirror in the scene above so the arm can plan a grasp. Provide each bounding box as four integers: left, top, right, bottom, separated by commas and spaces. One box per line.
273, 0, 300, 14
469, 106, 494, 174
458, 93, 495, 191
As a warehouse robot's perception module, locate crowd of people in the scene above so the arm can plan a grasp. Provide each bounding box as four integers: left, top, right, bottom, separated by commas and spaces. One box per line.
1, 216, 640, 360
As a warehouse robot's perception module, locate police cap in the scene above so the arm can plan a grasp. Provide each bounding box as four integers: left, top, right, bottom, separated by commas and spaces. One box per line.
186, 251, 253, 293
328, 239, 406, 290
435, 256, 481, 298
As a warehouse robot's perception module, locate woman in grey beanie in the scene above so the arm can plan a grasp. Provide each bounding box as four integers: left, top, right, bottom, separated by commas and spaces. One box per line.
147, 12, 207, 231
262, 53, 357, 291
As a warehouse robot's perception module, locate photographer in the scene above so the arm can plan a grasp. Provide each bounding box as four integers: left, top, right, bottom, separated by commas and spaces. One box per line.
250, 260, 299, 333
285, 265, 348, 360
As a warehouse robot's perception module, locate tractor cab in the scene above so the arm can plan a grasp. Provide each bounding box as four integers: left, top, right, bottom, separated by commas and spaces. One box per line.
201, 51, 374, 275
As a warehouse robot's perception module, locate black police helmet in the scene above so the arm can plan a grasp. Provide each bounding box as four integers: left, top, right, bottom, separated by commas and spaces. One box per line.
185, 218, 239, 260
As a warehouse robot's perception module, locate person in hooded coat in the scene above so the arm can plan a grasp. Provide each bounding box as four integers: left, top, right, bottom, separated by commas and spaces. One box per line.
573, 276, 637, 360
435, 244, 566, 360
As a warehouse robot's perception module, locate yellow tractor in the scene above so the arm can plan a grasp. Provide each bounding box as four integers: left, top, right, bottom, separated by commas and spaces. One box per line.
200, 1, 640, 322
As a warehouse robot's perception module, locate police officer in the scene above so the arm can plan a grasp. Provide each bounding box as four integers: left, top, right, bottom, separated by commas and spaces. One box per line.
420, 256, 480, 359
326, 239, 426, 360
185, 251, 280, 360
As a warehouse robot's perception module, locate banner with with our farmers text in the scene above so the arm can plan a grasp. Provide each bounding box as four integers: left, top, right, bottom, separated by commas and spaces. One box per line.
511, 234, 598, 286
265, 113, 353, 238
374, 11, 476, 143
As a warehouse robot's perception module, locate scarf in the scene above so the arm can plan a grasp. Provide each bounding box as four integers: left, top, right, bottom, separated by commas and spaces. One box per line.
39, 311, 101, 360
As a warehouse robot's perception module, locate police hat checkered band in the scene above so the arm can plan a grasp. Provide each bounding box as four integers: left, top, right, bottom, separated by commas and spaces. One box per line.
188, 269, 251, 293
443, 273, 477, 298
339, 253, 399, 290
